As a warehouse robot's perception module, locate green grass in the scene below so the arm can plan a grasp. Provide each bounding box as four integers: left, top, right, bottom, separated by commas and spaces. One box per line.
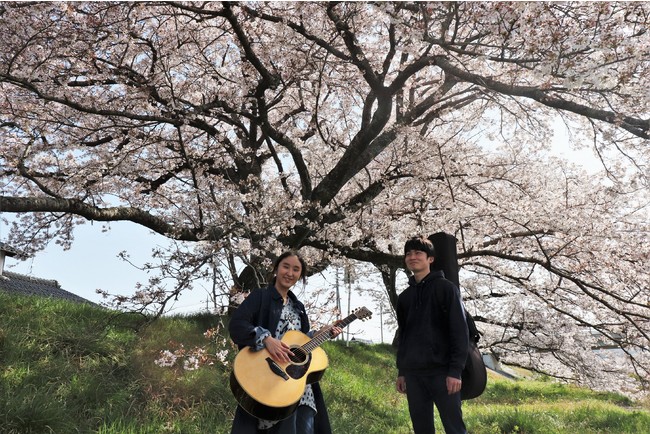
1, 292, 648, 433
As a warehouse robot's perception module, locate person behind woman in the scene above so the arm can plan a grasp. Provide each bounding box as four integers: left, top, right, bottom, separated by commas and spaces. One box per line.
229, 251, 342, 434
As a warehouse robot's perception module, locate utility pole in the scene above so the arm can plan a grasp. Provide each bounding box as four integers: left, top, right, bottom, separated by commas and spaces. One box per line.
335, 267, 342, 340
344, 264, 355, 345
380, 300, 384, 344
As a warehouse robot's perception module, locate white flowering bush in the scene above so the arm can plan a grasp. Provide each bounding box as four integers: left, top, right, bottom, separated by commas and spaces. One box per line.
154, 324, 234, 372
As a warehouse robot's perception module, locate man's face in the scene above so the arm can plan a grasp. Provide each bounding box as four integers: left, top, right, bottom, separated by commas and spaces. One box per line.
404, 249, 433, 273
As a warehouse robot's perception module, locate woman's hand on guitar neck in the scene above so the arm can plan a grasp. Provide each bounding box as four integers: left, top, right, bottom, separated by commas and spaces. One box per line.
329, 325, 343, 338
318, 323, 344, 339
263, 336, 294, 364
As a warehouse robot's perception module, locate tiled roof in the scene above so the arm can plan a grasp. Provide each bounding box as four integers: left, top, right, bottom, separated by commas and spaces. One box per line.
0, 242, 26, 258
0, 270, 96, 305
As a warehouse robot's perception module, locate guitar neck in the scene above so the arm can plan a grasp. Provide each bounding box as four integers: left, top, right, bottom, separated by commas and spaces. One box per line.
302, 312, 359, 353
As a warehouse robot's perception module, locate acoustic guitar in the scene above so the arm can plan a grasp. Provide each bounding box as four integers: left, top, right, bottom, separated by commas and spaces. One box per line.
230, 306, 372, 421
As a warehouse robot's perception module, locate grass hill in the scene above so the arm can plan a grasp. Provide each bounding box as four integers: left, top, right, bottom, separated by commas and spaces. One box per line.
1, 292, 649, 433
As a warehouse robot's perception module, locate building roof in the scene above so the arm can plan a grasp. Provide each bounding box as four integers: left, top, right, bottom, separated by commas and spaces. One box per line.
0, 242, 26, 258
0, 270, 96, 305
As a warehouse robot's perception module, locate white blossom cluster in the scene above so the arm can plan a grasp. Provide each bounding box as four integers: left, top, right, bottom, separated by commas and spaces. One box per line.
154, 326, 232, 371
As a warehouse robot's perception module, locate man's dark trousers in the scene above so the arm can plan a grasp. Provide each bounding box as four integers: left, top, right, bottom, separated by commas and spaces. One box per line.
404, 373, 466, 434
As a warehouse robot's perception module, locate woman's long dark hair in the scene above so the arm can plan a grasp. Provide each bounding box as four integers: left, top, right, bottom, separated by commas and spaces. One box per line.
271, 251, 308, 285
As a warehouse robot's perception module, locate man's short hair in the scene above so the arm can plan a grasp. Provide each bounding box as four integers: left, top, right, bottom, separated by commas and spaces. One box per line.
404, 236, 436, 257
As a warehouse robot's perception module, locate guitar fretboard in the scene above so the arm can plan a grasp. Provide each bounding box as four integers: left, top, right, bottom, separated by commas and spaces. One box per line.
301, 313, 359, 353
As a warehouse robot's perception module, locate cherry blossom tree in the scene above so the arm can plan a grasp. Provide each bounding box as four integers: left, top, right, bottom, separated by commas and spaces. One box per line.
1, 2, 649, 397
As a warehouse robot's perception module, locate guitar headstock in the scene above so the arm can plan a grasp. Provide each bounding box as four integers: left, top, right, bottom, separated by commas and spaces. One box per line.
353, 306, 372, 321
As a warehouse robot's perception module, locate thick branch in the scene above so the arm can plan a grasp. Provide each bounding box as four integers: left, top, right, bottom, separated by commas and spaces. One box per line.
0, 196, 212, 241
434, 56, 650, 139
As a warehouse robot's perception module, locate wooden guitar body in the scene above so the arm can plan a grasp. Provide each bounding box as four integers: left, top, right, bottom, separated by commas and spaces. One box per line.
230, 330, 328, 421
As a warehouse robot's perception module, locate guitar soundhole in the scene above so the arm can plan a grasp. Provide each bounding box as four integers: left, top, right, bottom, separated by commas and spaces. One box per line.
288, 346, 309, 365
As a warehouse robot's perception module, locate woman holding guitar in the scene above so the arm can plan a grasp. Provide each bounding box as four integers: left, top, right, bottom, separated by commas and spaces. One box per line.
229, 251, 343, 434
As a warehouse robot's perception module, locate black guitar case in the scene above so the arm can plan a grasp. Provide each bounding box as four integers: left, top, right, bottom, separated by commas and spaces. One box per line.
428, 232, 487, 400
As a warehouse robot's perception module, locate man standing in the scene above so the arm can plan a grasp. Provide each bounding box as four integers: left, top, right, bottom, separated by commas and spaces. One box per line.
395, 236, 469, 433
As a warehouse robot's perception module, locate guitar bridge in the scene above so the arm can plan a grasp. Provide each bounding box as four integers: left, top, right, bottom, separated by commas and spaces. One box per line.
266, 357, 289, 381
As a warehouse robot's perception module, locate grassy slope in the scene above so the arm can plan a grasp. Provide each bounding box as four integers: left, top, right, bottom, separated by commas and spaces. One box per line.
1, 293, 648, 434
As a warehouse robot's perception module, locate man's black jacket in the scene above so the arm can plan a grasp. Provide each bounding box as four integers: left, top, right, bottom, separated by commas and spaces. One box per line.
396, 270, 470, 379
